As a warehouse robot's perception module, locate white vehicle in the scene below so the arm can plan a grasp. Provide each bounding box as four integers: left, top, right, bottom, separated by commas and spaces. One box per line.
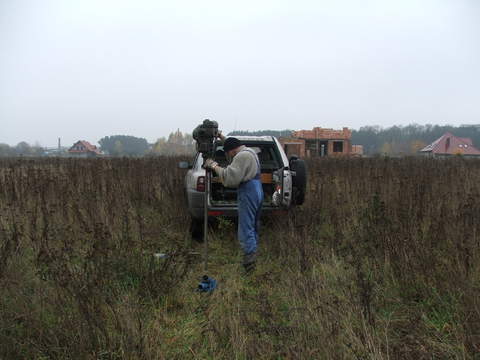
179, 136, 306, 239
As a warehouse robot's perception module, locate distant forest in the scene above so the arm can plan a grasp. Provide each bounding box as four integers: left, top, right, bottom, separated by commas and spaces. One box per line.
2, 124, 479, 157
230, 124, 480, 155
228, 129, 295, 138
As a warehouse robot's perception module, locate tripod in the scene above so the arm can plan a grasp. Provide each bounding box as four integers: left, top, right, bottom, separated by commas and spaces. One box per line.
197, 165, 217, 292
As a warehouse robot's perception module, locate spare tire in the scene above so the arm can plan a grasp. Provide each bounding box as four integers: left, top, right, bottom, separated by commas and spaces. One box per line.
290, 157, 307, 205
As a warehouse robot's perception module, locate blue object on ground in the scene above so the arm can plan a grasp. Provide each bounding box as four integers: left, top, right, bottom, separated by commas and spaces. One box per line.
197, 275, 217, 292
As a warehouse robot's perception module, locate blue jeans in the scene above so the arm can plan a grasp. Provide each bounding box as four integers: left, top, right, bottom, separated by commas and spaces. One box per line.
237, 178, 263, 255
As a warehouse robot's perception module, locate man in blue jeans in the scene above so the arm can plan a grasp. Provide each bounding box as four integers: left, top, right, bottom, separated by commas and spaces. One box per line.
205, 137, 263, 273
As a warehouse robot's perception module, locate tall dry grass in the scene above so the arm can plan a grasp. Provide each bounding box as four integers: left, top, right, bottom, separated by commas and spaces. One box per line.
0, 156, 479, 359
0, 157, 191, 358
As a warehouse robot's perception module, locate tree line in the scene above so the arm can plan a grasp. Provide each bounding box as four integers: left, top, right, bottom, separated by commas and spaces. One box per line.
230, 124, 480, 155
2, 124, 479, 157
352, 124, 480, 155
0, 142, 45, 157
0, 131, 196, 157
228, 129, 295, 138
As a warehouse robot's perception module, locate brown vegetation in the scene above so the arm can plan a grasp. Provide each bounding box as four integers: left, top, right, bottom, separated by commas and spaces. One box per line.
0, 157, 479, 359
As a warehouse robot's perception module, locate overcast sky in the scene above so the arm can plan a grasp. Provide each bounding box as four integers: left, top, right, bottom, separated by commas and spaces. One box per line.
1, 0, 479, 147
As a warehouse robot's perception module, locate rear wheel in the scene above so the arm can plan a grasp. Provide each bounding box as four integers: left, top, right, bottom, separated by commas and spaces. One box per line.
190, 218, 204, 242
289, 157, 307, 205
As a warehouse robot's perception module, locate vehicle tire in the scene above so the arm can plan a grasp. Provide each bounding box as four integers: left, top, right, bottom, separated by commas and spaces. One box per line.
190, 218, 204, 242
290, 157, 307, 205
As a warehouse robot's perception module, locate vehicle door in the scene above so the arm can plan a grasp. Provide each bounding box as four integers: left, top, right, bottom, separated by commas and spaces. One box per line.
273, 138, 292, 208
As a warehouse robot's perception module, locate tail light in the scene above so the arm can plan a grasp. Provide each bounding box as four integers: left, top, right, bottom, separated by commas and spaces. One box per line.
272, 185, 282, 206
196, 176, 205, 192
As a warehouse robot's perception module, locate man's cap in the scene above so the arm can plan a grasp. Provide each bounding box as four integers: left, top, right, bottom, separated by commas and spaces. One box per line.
223, 137, 242, 152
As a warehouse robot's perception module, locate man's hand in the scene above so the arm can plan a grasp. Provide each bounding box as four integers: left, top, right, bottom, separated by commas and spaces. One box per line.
217, 131, 226, 141
204, 158, 218, 170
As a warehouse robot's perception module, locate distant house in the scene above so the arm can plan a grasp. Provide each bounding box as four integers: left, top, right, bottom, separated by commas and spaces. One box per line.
279, 127, 363, 158
419, 133, 480, 158
68, 140, 102, 157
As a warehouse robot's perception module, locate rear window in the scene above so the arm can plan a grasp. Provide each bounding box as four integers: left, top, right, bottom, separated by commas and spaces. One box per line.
213, 143, 281, 170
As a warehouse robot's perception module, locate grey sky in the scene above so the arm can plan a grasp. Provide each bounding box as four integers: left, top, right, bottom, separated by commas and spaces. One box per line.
1, 0, 479, 147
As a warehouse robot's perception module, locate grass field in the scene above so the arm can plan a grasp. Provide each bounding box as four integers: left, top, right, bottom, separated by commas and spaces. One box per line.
1, 157, 479, 359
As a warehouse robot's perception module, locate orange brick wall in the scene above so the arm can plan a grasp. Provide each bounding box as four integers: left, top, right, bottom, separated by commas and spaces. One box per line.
352, 145, 364, 156
278, 138, 306, 158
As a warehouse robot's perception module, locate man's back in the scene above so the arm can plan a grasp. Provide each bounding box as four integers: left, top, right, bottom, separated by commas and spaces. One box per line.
217, 146, 259, 188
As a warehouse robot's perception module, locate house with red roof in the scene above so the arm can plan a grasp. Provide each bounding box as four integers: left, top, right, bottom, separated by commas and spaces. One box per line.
68, 140, 102, 157
419, 133, 480, 158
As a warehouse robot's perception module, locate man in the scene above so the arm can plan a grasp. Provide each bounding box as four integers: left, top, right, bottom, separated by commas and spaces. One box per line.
205, 137, 263, 273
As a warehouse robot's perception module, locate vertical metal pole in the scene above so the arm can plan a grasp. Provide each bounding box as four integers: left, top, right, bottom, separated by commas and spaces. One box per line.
203, 168, 210, 272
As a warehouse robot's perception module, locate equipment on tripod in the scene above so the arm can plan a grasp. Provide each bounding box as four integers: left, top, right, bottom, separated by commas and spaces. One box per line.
192, 119, 219, 157
192, 119, 219, 292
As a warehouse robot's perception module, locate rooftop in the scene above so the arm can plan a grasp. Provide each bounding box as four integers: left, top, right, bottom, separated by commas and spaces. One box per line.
420, 133, 480, 156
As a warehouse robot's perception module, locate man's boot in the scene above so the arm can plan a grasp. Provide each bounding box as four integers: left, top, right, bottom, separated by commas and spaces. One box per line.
243, 252, 256, 274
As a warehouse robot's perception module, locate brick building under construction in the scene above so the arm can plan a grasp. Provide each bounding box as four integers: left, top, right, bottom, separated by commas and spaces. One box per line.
280, 127, 363, 158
